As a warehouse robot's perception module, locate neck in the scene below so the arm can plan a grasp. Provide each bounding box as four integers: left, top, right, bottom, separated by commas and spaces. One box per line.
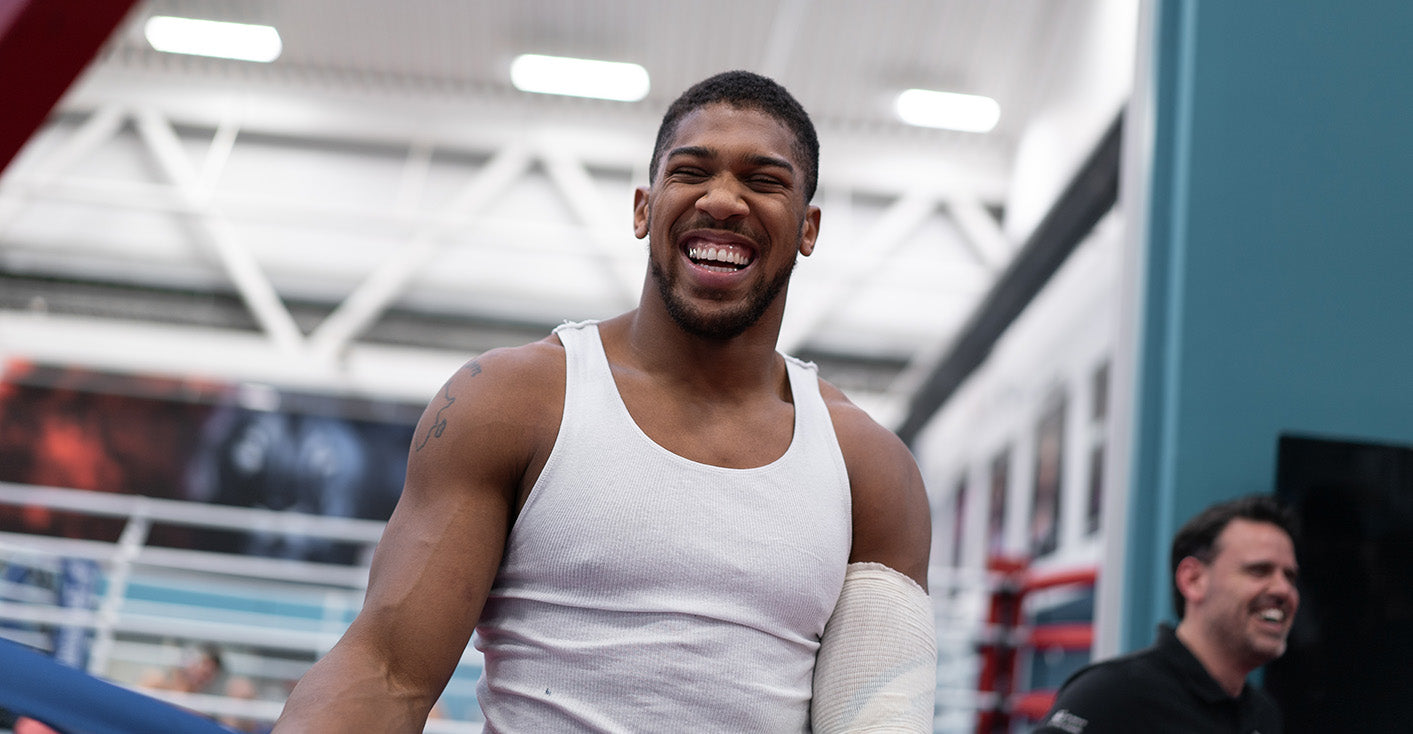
631, 273, 788, 363
1174, 619, 1249, 698
607, 302, 786, 396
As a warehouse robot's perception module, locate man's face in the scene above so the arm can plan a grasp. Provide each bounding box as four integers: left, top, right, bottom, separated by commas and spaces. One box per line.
634, 103, 819, 340
1184, 519, 1300, 670
181, 651, 219, 691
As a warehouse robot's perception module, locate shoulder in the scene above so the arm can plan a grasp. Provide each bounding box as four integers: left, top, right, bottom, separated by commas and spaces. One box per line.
818, 379, 919, 493
1036, 649, 1178, 733
470, 336, 564, 391
818, 378, 931, 586
138, 667, 176, 690
1059, 652, 1156, 695
418, 338, 562, 430
406, 337, 565, 487
438, 337, 562, 407
1035, 660, 1144, 733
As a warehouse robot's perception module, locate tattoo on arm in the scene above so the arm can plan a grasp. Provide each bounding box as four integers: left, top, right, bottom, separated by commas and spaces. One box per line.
415, 360, 482, 452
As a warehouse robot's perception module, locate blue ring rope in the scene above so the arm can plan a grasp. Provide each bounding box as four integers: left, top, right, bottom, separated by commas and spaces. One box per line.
0, 638, 235, 734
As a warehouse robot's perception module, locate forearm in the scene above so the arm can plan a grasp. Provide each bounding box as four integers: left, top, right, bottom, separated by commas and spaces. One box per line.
811, 562, 937, 733
273, 642, 436, 734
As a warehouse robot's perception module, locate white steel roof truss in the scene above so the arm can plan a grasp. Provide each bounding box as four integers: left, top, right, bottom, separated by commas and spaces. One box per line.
777, 189, 939, 355
0, 105, 127, 238
539, 147, 641, 308
946, 196, 1013, 273
306, 142, 534, 361
133, 108, 305, 353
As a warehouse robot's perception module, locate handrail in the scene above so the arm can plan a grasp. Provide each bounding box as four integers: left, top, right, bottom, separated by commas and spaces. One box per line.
0, 481, 387, 543
0, 530, 373, 587
0, 481, 487, 730
0, 600, 345, 653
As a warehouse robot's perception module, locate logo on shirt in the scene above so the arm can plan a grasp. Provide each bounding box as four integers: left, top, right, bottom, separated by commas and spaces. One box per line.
1047, 708, 1089, 734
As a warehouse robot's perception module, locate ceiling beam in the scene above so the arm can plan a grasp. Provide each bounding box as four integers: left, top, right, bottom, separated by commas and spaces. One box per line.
134, 108, 306, 353
947, 196, 1013, 273
393, 140, 435, 212
778, 189, 937, 354
759, 0, 809, 79
0, 104, 126, 239
540, 147, 642, 307
196, 115, 242, 197
306, 143, 533, 360
60, 67, 1012, 205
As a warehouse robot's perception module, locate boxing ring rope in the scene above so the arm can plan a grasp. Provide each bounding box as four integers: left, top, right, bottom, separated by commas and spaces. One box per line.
0, 636, 234, 734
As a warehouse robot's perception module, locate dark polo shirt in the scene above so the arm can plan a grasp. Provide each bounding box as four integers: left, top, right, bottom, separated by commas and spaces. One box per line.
1032, 624, 1283, 734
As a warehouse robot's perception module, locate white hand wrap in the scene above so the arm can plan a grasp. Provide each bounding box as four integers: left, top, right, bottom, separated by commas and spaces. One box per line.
811, 562, 937, 733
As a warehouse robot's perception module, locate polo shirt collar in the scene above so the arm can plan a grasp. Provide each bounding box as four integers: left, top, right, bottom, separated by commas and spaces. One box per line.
1154, 623, 1255, 706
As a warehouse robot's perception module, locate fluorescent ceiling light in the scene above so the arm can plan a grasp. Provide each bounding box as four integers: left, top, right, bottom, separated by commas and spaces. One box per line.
510, 54, 650, 102
144, 15, 283, 63
895, 89, 1000, 133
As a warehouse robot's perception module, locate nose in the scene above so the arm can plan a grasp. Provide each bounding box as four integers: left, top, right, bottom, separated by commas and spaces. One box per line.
696, 176, 749, 221
1271, 571, 1299, 607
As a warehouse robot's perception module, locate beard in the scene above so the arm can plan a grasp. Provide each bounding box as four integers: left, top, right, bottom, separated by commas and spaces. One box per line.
650, 246, 795, 341
1205, 598, 1291, 669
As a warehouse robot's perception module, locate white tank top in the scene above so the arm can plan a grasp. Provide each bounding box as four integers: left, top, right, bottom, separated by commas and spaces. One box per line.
473, 320, 852, 733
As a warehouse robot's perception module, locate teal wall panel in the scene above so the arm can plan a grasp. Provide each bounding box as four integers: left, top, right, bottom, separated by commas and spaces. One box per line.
1122, 0, 1413, 651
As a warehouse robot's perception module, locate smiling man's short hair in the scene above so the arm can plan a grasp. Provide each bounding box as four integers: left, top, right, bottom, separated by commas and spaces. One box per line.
649, 70, 819, 202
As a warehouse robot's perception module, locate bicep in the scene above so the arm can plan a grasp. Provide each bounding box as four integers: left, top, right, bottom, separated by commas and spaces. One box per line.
829, 397, 932, 589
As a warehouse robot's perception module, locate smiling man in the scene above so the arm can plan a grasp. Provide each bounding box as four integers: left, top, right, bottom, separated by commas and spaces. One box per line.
1036, 495, 1300, 734
274, 71, 935, 733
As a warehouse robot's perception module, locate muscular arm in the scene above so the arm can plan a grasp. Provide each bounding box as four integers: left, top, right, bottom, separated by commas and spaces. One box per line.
274, 343, 563, 733
822, 383, 931, 587
811, 384, 935, 733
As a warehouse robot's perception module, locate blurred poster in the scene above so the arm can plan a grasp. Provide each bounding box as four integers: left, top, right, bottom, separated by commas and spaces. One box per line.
950, 476, 967, 568
0, 360, 420, 563
987, 449, 1009, 558
1086, 362, 1109, 536
1029, 396, 1065, 558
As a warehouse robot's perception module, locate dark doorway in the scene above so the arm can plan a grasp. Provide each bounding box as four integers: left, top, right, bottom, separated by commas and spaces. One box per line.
1268, 433, 1413, 732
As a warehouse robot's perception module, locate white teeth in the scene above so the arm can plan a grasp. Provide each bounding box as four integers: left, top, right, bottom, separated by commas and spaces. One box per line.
688, 245, 749, 267
1259, 609, 1285, 623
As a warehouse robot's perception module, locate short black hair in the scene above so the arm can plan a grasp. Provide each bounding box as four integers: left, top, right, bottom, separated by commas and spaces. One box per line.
1169, 494, 1298, 619
648, 70, 819, 201
194, 643, 225, 672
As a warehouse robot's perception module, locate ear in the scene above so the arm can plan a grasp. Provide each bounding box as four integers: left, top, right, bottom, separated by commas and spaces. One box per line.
633, 186, 650, 240
798, 204, 821, 257
1175, 556, 1210, 611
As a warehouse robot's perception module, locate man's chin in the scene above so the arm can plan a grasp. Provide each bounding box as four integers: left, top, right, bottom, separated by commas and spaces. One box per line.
669, 309, 755, 340
1248, 636, 1289, 664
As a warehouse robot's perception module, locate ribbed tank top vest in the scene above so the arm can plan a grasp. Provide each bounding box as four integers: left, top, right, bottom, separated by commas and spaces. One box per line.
472, 320, 852, 733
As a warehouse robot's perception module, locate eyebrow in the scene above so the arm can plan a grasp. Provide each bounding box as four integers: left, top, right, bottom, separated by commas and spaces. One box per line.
1243, 559, 1300, 574
665, 146, 795, 174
